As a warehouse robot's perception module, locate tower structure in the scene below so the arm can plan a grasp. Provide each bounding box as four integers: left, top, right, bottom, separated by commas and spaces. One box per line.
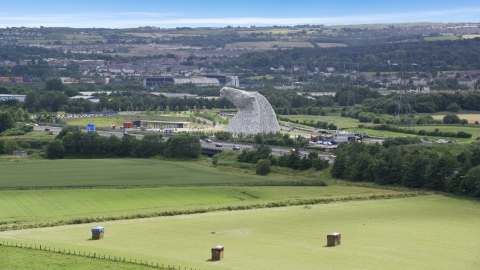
394, 59, 414, 130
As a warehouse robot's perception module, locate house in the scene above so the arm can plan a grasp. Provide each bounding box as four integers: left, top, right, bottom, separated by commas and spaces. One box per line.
458, 78, 477, 87
12, 150, 28, 157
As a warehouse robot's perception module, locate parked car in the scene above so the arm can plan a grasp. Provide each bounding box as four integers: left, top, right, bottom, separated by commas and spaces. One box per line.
232, 145, 240, 150
215, 144, 222, 147
206, 139, 212, 143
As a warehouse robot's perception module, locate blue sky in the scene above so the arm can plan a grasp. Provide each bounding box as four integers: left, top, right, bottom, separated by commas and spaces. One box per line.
1, 0, 480, 28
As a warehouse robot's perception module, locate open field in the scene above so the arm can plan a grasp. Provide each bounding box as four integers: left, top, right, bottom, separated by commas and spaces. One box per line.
17, 39, 58, 44
225, 41, 314, 50
317, 42, 348, 47
431, 114, 480, 123
0, 245, 149, 270
0, 186, 397, 225
64, 34, 106, 41
463, 34, 480, 39
424, 36, 459, 41
0, 159, 280, 188
351, 127, 477, 143
1, 195, 478, 270
125, 33, 192, 38
237, 29, 302, 34
328, 22, 448, 30
278, 114, 360, 129
415, 125, 480, 135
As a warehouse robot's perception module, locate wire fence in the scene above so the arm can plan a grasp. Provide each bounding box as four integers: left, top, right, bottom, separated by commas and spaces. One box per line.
0, 241, 200, 270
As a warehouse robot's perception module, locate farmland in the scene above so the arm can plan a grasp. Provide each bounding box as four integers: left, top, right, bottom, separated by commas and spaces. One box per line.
316, 42, 348, 47
431, 114, 480, 123
1, 195, 479, 270
424, 35, 460, 41
0, 245, 150, 270
0, 159, 276, 188
463, 34, 480, 39
225, 41, 314, 50
0, 158, 403, 226
0, 186, 398, 225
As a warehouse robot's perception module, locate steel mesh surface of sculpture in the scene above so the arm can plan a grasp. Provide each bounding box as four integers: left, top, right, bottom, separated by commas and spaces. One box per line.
220, 87, 280, 136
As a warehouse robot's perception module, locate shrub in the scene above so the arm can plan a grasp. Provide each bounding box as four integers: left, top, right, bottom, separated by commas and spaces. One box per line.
446, 103, 461, 112
457, 131, 472, 138
443, 114, 461, 124
212, 154, 219, 166
256, 159, 271, 175
46, 139, 65, 159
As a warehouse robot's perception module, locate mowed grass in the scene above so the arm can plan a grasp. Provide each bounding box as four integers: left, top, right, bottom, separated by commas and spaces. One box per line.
0, 186, 396, 224
0, 159, 278, 188
278, 114, 360, 129
1, 195, 479, 270
350, 127, 476, 143
424, 35, 459, 41
0, 246, 149, 270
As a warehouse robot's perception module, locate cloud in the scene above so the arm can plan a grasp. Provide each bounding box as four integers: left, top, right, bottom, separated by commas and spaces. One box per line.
1, 7, 480, 28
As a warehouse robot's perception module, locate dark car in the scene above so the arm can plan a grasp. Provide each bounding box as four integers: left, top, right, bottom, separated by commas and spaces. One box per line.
232, 145, 240, 150
215, 144, 222, 147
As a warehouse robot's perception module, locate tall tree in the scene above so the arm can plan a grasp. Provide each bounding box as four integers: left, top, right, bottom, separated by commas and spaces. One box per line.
45, 78, 64, 91
0, 111, 15, 133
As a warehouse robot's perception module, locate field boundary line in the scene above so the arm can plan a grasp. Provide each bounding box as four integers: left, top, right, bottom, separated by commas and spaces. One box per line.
0, 192, 429, 232
0, 241, 201, 270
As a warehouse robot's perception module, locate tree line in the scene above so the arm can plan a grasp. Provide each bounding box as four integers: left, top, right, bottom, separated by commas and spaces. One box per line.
331, 140, 480, 197
46, 127, 201, 159
235, 144, 329, 175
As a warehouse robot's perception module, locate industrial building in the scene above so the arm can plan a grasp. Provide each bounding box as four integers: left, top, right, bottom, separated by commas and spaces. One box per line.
204, 74, 239, 87
143, 74, 238, 88
140, 120, 190, 129
0, 94, 26, 102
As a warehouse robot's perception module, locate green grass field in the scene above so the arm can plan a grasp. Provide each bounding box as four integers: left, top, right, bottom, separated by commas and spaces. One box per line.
424, 36, 459, 41
350, 127, 476, 143
0, 245, 149, 270
0, 159, 277, 188
0, 186, 396, 225
278, 114, 360, 129
1, 195, 478, 270
225, 41, 314, 50
0, 158, 401, 226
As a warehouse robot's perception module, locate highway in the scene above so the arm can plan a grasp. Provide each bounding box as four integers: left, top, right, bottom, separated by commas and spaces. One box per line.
35, 125, 332, 159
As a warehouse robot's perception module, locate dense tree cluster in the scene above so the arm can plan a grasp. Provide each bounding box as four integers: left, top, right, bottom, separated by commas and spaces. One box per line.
47, 127, 200, 159
331, 141, 480, 197
237, 145, 328, 172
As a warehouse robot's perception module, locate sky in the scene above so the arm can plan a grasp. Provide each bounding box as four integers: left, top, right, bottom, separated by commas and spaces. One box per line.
1, 0, 480, 28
